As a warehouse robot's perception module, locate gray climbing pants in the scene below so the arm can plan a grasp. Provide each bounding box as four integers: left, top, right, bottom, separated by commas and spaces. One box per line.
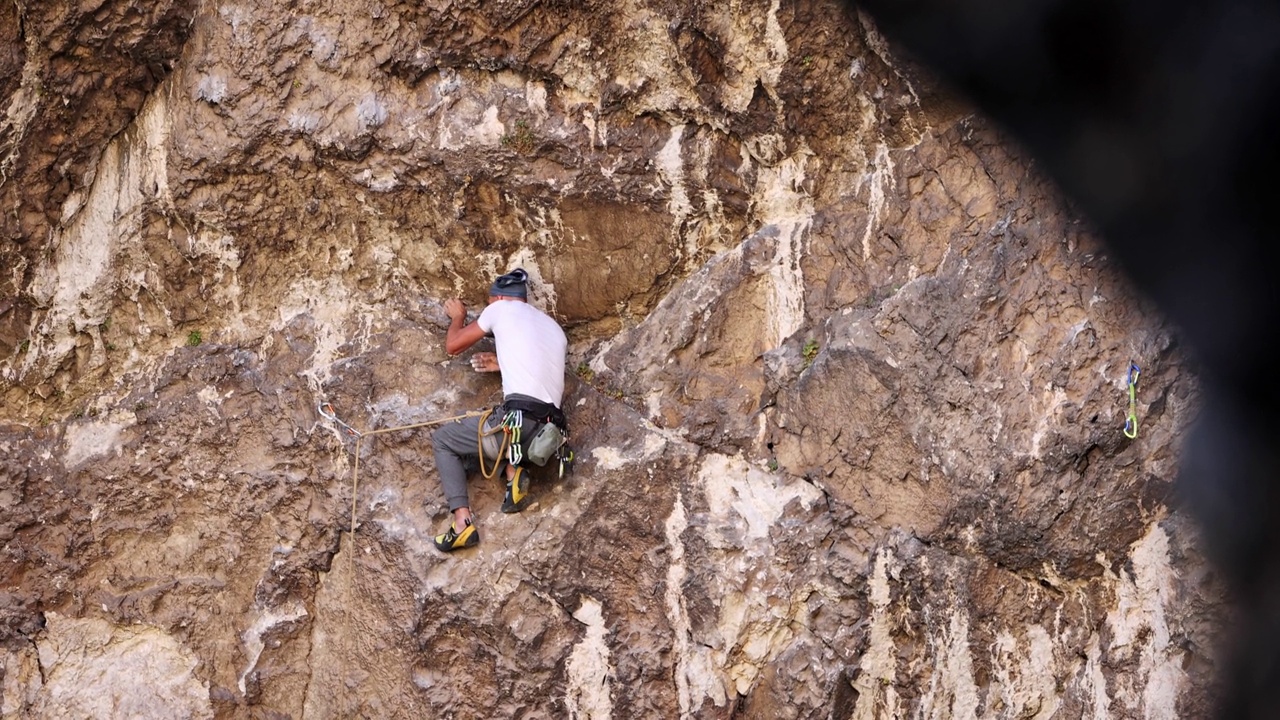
432, 412, 504, 512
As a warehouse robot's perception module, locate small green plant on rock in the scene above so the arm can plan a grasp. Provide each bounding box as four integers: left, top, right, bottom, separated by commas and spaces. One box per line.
501, 119, 535, 154
187, 330, 203, 347
575, 362, 595, 383
802, 338, 820, 368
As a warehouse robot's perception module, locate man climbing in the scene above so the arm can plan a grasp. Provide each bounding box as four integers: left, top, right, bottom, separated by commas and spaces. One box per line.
430, 268, 568, 552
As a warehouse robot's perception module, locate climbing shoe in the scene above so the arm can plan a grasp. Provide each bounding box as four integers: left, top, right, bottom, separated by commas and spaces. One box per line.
501, 467, 530, 513
433, 518, 479, 552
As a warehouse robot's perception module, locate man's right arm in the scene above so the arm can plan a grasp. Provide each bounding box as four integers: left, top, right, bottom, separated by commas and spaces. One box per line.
443, 298, 489, 355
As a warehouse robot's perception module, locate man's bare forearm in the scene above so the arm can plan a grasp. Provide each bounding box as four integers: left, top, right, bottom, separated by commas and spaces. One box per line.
443, 298, 487, 355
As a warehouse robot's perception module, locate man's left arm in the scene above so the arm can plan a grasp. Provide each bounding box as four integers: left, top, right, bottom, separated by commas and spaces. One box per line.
470, 352, 500, 372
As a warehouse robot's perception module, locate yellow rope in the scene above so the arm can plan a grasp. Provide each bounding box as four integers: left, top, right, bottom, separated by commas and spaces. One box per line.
332, 409, 489, 545
475, 408, 511, 481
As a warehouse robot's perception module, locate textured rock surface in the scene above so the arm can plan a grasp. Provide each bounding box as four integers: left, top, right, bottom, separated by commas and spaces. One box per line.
0, 1, 1218, 718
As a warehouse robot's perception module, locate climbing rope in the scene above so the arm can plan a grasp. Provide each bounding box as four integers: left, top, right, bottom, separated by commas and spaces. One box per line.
1123, 363, 1141, 439
475, 408, 506, 480
318, 403, 488, 543
475, 408, 531, 480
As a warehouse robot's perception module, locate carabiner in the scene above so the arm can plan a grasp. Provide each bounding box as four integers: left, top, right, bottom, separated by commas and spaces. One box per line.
318, 403, 362, 437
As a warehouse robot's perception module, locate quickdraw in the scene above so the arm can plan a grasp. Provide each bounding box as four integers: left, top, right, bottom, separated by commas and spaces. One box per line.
1123, 363, 1140, 439
504, 410, 524, 466
556, 445, 575, 479
318, 403, 362, 438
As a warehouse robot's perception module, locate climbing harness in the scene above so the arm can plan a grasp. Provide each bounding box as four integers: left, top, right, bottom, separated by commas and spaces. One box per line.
318, 402, 487, 543
475, 404, 575, 479
1123, 363, 1141, 439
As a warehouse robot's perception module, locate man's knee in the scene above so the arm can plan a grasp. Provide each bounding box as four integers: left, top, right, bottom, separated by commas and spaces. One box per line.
433, 420, 475, 457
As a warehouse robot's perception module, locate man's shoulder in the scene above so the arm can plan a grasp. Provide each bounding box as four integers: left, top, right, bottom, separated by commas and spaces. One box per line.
508, 301, 559, 321
526, 303, 566, 334
485, 300, 563, 329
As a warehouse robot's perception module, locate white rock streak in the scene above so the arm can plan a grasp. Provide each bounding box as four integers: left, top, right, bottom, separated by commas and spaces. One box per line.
0, 644, 41, 717
699, 454, 823, 696
861, 142, 895, 261
239, 601, 309, 695
718, 0, 789, 112
525, 81, 549, 124
589, 446, 630, 471
656, 124, 693, 254
988, 626, 1061, 719
564, 597, 615, 719
1104, 524, 1186, 719
1082, 634, 1113, 719
276, 276, 377, 390
468, 105, 504, 145
37, 613, 211, 719
919, 609, 980, 720
662, 454, 828, 711
63, 419, 127, 469
664, 491, 701, 716
751, 148, 815, 348
24, 90, 173, 379
846, 524, 1183, 720
664, 489, 729, 715
851, 549, 902, 720
763, 0, 789, 80
699, 453, 821, 541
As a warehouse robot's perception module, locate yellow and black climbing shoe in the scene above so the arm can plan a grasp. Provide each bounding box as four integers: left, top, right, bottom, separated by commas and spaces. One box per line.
501, 467, 530, 514
434, 518, 479, 552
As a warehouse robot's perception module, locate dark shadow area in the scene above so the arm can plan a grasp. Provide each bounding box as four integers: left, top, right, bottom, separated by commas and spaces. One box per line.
846, 0, 1280, 716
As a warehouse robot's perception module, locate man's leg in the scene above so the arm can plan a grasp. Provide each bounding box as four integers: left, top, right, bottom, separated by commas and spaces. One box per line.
501, 462, 529, 513
431, 415, 485, 550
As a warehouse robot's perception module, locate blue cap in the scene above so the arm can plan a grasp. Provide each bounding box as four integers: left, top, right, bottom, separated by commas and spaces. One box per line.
489, 268, 528, 299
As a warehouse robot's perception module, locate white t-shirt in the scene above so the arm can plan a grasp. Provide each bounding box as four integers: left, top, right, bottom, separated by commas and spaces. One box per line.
477, 300, 567, 406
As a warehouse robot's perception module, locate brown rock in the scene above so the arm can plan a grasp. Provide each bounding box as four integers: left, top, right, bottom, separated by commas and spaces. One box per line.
0, 1, 1216, 717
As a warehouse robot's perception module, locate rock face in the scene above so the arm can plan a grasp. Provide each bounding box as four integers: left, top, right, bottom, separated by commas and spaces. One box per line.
0, 1, 1217, 718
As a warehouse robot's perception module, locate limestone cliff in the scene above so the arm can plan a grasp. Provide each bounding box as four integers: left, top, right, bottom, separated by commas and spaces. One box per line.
0, 1, 1216, 718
